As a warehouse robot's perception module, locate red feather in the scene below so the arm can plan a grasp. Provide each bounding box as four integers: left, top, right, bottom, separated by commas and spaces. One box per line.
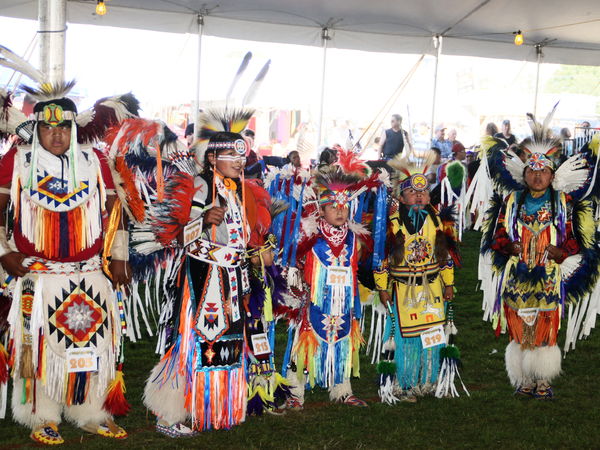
153, 172, 196, 246
245, 179, 272, 248
335, 147, 370, 176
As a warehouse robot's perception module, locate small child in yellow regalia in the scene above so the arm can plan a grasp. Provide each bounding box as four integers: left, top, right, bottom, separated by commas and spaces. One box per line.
375, 151, 460, 402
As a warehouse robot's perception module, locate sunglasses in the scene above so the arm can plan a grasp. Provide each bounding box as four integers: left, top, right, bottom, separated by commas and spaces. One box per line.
217, 155, 246, 163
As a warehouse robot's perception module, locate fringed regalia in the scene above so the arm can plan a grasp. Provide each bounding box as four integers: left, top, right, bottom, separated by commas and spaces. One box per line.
245, 256, 291, 414
0, 57, 138, 441
481, 107, 600, 398
375, 203, 457, 395
0, 46, 138, 444
294, 222, 363, 397
244, 181, 291, 415
3, 143, 120, 420
374, 150, 462, 400
143, 109, 258, 433
144, 173, 249, 431
288, 149, 378, 404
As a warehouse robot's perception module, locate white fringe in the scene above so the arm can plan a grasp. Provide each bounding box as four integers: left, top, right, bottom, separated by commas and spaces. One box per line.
378, 377, 400, 405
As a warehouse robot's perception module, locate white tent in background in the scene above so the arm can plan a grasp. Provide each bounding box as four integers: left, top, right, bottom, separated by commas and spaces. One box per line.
2, 0, 598, 64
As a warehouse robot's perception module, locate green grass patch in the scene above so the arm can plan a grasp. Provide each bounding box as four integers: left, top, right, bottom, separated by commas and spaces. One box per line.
2, 231, 599, 449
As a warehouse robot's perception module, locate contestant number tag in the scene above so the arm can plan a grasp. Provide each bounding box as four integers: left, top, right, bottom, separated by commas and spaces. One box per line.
420, 325, 445, 349
326, 266, 352, 287
66, 348, 98, 373
184, 217, 203, 247
518, 308, 539, 326
251, 333, 271, 356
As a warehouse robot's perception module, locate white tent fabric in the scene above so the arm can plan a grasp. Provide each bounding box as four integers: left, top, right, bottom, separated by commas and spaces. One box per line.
1, 0, 599, 65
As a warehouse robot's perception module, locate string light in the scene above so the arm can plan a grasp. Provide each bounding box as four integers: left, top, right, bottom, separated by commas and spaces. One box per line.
96, 0, 107, 16
514, 30, 524, 46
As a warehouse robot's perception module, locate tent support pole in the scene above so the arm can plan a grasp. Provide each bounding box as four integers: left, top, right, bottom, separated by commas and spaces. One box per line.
193, 13, 204, 131
38, 0, 66, 84
533, 44, 542, 117
316, 27, 330, 148
430, 35, 442, 142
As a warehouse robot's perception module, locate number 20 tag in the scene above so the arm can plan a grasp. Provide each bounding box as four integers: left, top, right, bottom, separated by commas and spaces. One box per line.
420, 325, 445, 349
66, 348, 98, 373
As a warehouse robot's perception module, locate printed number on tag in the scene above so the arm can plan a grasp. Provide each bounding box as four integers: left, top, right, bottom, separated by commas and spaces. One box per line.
66, 348, 98, 373
251, 333, 272, 356
326, 266, 352, 287
184, 217, 203, 247
420, 325, 445, 349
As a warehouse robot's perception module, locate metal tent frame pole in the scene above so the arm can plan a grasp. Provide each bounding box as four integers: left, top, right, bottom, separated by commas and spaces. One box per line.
38, 0, 67, 84
193, 13, 204, 131
533, 44, 543, 117
316, 27, 330, 148
430, 35, 442, 142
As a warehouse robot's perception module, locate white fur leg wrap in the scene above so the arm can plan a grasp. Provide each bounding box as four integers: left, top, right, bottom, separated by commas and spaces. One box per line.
11, 377, 62, 429
287, 372, 305, 404
329, 379, 352, 402
505, 341, 528, 388
111, 230, 129, 261
522, 345, 562, 383
143, 360, 188, 426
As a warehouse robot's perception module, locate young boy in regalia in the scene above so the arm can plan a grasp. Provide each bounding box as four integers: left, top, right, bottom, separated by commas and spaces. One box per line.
481, 112, 600, 399
287, 154, 376, 408
0, 49, 138, 445
375, 151, 459, 402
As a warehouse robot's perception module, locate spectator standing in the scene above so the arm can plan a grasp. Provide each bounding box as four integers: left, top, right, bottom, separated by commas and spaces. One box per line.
379, 114, 409, 160
494, 119, 517, 146
431, 126, 452, 160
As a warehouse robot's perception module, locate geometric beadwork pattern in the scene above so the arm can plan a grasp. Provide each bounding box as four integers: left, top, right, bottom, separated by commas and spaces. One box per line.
47, 279, 107, 348
31, 173, 89, 209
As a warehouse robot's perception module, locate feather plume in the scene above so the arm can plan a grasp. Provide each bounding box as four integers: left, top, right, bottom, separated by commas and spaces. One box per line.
242, 59, 271, 106
387, 150, 438, 193
226, 51, 252, 105
524, 103, 561, 156
21, 80, 76, 102
335, 146, 372, 177
77, 93, 140, 144
199, 108, 254, 138
194, 108, 254, 166
270, 199, 289, 218
0, 88, 28, 140
0, 45, 45, 84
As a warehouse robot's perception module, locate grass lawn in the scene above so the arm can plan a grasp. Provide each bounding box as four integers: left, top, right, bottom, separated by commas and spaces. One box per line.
2, 231, 600, 449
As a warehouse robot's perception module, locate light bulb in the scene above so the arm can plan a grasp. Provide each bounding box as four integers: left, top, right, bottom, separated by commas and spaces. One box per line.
96, 0, 107, 16
514, 31, 524, 46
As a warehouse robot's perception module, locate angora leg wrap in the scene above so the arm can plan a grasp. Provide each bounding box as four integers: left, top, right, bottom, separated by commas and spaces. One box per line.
11, 377, 62, 429
143, 360, 188, 426
329, 379, 352, 402
287, 370, 305, 404
522, 345, 561, 383
505, 341, 528, 388
63, 375, 111, 428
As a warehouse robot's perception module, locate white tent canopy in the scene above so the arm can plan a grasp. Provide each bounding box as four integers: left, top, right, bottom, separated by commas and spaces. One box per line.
1, 0, 599, 66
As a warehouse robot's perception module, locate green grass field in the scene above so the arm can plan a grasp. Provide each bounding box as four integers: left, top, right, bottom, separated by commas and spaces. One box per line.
3, 231, 600, 449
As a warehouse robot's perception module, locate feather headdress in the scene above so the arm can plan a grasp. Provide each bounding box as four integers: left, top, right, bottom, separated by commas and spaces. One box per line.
314, 147, 378, 208
522, 103, 562, 171
193, 108, 254, 167
388, 150, 437, 195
